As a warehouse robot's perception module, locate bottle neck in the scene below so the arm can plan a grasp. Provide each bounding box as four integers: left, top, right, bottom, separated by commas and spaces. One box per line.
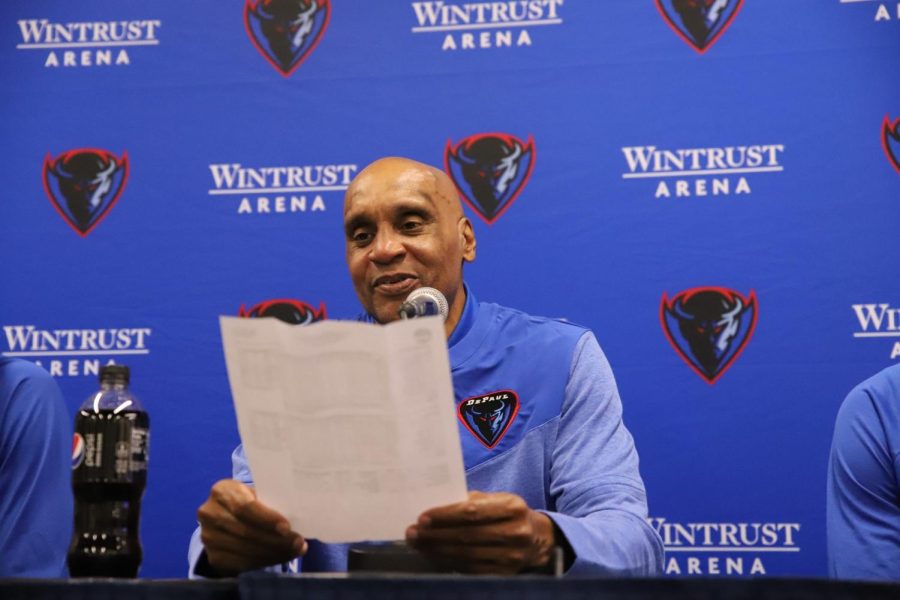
100, 381, 129, 391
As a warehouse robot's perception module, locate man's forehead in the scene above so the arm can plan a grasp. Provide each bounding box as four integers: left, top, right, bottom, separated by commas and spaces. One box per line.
344, 158, 457, 217
394, 164, 441, 190
354, 160, 435, 191
343, 186, 436, 220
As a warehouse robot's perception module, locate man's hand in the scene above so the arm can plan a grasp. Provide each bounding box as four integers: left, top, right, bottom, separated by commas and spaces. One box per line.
405, 491, 557, 574
197, 479, 307, 575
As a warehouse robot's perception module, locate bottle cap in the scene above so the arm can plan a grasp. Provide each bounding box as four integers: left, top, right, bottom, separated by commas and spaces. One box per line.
99, 364, 130, 385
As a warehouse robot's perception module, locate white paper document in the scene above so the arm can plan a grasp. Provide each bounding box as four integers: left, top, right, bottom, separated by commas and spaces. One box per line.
219, 315, 468, 543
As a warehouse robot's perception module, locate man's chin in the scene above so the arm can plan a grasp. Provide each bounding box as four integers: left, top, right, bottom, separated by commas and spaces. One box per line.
370, 303, 403, 324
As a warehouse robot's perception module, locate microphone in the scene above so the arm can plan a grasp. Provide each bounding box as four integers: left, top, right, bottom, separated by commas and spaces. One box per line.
398, 287, 449, 322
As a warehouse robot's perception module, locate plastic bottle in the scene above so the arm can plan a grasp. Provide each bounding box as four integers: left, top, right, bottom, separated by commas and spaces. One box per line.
68, 365, 149, 577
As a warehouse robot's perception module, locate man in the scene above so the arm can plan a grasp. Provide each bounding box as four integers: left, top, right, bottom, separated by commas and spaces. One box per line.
190, 157, 663, 576
827, 363, 900, 581
0, 358, 72, 577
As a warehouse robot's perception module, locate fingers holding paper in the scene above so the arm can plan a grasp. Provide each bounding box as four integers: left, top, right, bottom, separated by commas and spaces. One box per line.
197, 479, 307, 574
405, 491, 557, 574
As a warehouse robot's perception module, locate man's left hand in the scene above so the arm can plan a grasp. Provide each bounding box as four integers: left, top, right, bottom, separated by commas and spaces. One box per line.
405, 491, 557, 574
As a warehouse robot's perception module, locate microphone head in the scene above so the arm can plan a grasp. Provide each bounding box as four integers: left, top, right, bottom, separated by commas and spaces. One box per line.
400, 287, 449, 322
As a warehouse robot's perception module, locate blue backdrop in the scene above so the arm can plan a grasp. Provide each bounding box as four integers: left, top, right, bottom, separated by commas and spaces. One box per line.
2, 0, 899, 578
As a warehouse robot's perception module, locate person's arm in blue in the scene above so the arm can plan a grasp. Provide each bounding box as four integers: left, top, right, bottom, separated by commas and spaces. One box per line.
0, 359, 72, 577
540, 332, 663, 575
826, 371, 900, 581
188, 445, 305, 578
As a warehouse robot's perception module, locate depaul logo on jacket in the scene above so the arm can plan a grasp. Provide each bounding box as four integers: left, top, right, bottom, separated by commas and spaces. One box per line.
458, 390, 519, 449
239, 298, 327, 324
445, 132, 535, 225
882, 115, 900, 174
655, 0, 743, 53
661, 287, 757, 384
43, 148, 128, 237
244, 0, 330, 77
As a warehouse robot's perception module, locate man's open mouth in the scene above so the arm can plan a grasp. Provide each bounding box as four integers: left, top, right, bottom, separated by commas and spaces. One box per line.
373, 273, 418, 295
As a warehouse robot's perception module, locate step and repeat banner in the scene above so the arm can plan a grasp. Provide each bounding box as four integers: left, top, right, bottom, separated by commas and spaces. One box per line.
2, 0, 898, 578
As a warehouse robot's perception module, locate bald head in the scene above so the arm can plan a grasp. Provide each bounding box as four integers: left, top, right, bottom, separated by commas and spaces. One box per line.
344, 157, 464, 221
342, 157, 476, 335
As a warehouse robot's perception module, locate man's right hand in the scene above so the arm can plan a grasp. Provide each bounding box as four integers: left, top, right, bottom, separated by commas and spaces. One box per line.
197, 479, 307, 575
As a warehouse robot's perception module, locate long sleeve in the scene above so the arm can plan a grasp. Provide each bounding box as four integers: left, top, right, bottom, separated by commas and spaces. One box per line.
826, 370, 900, 581
0, 360, 72, 578
541, 333, 664, 576
188, 445, 251, 577
189, 445, 262, 577
188, 445, 308, 577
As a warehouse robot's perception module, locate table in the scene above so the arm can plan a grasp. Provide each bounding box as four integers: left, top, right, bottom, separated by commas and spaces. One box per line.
2, 575, 898, 600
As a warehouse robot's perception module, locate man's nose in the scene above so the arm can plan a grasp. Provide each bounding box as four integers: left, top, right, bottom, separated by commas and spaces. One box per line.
369, 230, 405, 263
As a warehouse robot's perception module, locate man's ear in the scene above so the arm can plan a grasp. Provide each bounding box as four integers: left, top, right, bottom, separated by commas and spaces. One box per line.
459, 217, 476, 263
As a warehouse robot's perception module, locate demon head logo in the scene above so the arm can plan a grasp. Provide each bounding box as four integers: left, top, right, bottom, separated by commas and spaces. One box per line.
661, 287, 757, 384
458, 390, 519, 449
244, 0, 330, 77
656, 0, 743, 53
882, 115, 900, 174
239, 298, 327, 325
445, 133, 535, 225
42, 148, 128, 237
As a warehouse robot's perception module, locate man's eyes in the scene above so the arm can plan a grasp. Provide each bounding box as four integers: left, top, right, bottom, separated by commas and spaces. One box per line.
348, 218, 426, 245
351, 230, 373, 244
400, 219, 424, 231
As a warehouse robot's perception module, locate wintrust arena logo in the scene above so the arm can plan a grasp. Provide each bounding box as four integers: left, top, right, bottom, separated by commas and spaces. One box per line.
2, 324, 152, 378
207, 161, 357, 216
410, 1, 564, 51
838, 0, 900, 23
621, 143, 785, 199
649, 517, 801, 576
16, 17, 161, 68
852, 303, 900, 359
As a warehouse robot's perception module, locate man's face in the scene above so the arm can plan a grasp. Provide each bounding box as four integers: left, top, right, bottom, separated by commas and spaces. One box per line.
343, 159, 475, 326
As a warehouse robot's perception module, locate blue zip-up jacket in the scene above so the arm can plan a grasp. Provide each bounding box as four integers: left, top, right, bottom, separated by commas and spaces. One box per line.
190, 288, 663, 576
0, 358, 72, 578
827, 363, 900, 581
